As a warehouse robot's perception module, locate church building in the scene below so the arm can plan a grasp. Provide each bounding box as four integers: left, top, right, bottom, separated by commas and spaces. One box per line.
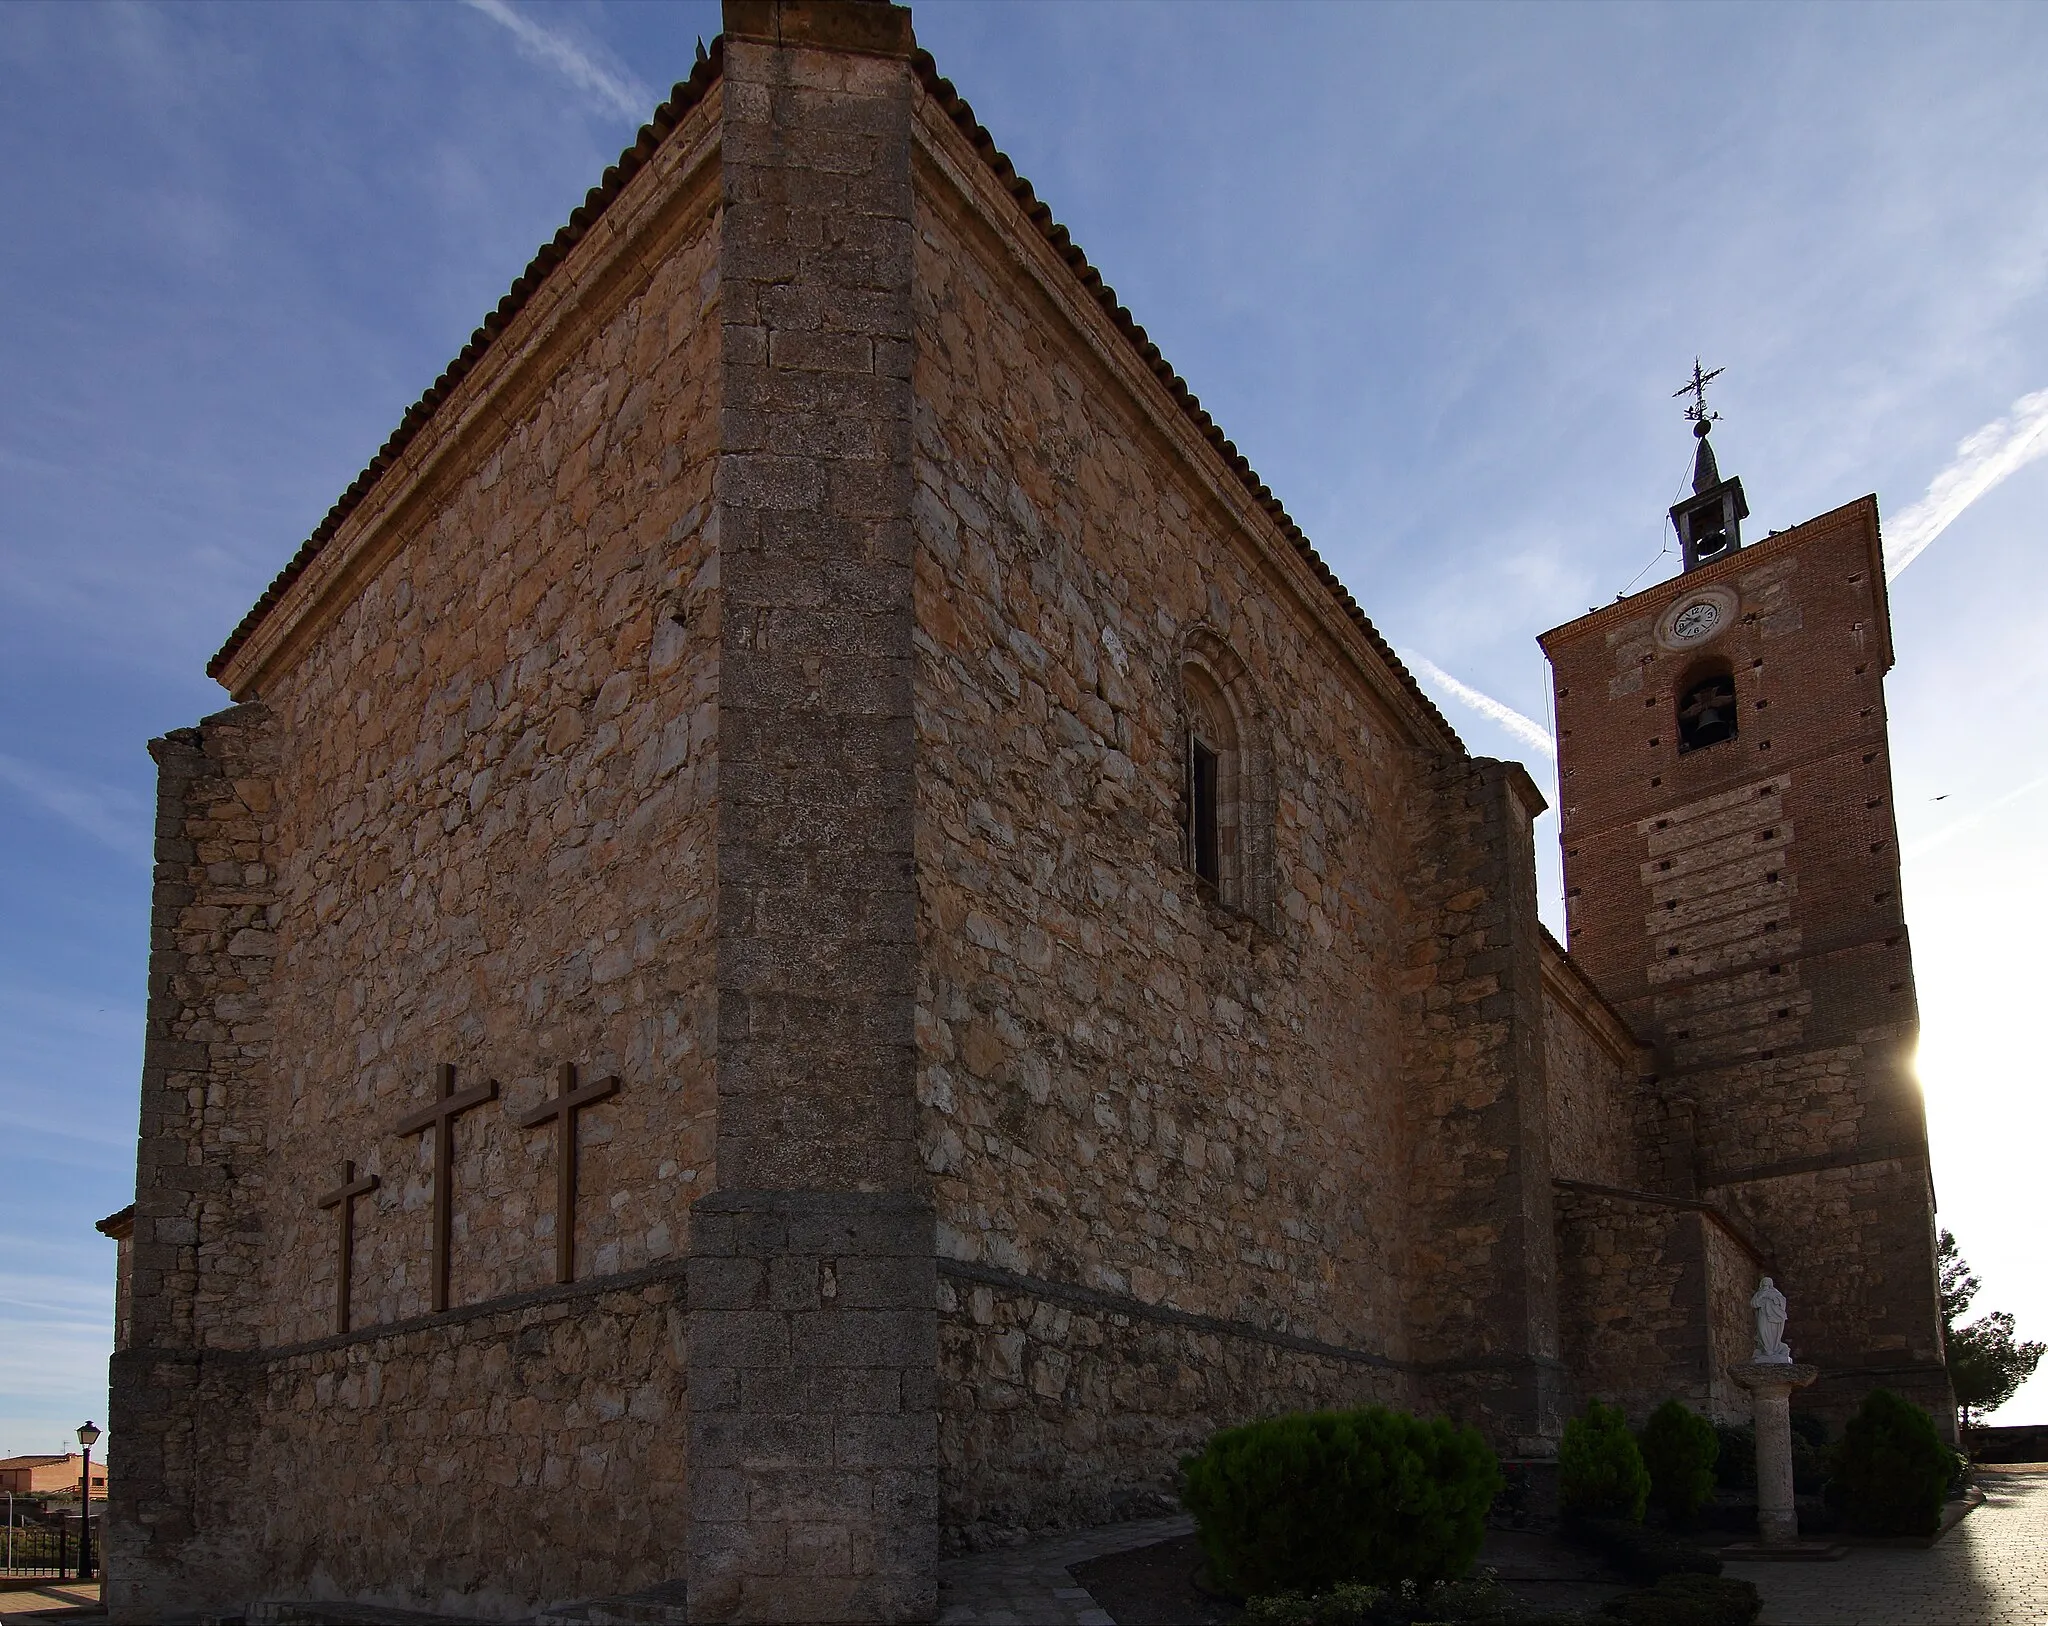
106, 4, 1949, 1621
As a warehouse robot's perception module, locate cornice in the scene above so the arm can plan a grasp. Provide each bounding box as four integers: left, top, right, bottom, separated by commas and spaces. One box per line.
1538, 924, 1649, 1071
1539, 495, 1885, 661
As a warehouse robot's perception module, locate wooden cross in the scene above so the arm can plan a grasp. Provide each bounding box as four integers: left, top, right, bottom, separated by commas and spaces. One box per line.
515, 1063, 621, 1284
315, 1160, 379, 1336
390, 1064, 498, 1313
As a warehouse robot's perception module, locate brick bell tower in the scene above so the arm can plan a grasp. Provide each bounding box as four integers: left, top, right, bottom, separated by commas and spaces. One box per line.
1538, 370, 1953, 1434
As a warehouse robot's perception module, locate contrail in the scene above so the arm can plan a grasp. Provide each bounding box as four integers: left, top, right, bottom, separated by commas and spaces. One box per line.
1885, 388, 2048, 581
1403, 652, 1557, 760
463, 0, 653, 121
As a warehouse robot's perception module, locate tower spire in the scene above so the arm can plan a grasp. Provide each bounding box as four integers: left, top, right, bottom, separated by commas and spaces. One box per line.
1669, 360, 1747, 570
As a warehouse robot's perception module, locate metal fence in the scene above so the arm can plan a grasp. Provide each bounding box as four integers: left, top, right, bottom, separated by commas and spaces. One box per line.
2, 1507, 97, 1580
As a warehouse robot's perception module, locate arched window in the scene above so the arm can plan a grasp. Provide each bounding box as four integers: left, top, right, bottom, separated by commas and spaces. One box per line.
1184, 667, 1236, 895
1677, 666, 1738, 754
1179, 629, 1275, 925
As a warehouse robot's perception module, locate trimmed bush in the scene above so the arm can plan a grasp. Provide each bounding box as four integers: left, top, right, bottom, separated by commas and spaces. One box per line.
1831, 1388, 1958, 1537
1639, 1401, 1719, 1526
1711, 1423, 1754, 1492
1565, 1516, 1721, 1584
1246, 1572, 1558, 1625
1181, 1405, 1502, 1597
1560, 1401, 1650, 1522
1243, 1585, 1383, 1626
1600, 1573, 1762, 1626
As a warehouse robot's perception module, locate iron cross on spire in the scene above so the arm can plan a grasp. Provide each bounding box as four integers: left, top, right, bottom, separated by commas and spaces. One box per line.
1675, 359, 1725, 426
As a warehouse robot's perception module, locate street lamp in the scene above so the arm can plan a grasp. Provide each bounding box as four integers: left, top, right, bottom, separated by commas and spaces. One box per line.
75, 1421, 100, 1582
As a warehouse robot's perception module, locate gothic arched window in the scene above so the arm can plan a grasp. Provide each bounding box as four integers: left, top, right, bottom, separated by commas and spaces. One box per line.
1677, 667, 1738, 754
1179, 630, 1275, 926
1184, 668, 1236, 896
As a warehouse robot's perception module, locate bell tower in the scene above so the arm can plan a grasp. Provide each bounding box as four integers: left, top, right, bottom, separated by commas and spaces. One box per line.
1537, 373, 1952, 1435
1670, 362, 1752, 571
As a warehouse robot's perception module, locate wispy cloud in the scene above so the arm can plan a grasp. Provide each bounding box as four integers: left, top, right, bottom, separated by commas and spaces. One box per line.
1885, 388, 2048, 580
1904, 771, 2048, 861
461, 0, 653, 121
0, 754, 150, 861
1402, 652, 1557, 760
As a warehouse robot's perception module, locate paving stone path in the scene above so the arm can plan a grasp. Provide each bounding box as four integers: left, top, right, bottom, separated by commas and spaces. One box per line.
936, 1467, 2048, 1626
8, 1476, 2041, 1625
936, 1514, 1193, 1626
1734, 1465, 2048, 1626
0, 1579, 97, 1621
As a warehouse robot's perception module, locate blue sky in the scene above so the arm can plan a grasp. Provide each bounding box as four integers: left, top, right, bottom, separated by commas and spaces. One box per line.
2, 0, 2044, 1455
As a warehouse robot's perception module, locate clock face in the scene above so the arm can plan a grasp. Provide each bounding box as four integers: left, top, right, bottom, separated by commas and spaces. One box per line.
1671, 600, 1721, 642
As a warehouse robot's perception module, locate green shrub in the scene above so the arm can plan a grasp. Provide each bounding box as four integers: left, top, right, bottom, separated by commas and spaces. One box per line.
1246, 1571, 1551, 1625
1559, 1401, 1650, 1522
1600, 1573, 1762, 1626
1564, 1516, 1721, 1584
1638, 1401, 1719, 1526
1181, 1405, 1502, 1598
1711, 1423, 1754, 1492
1243, 1584, 1383, 1626
1830, 1388, 1958, 1537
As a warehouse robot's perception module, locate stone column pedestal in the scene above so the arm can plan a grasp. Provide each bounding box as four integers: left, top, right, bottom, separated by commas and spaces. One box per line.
1730, 1361, 1817, 1545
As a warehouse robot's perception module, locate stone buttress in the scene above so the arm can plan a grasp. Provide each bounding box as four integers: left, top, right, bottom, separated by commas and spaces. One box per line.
1402, 757, 1566, 1454
688, 4, 937, 1621
107, 705, 276, 1619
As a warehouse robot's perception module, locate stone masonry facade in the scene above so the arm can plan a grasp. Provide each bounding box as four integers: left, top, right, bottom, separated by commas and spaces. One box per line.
107, 4, 1947, 1621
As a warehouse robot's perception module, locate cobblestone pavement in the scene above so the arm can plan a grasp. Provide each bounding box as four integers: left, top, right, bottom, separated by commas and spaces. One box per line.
1733, 1467, 2048, 1626
936, 1515, 1194, 1625
937, 1470, 2048, 1626
0, 1579, 98, 1621
9, 1481, 2039, 1626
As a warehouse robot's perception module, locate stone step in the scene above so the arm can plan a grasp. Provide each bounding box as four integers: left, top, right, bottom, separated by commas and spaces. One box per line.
249, 1605, 487, 1626
242, 1578, 688, 1626
531, 1580, 689, 1626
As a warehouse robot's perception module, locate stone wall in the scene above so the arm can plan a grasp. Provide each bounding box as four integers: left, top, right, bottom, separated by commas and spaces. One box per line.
254, 183, 724, 1340
108, 704, 278, 1618
909, 57, 1428, 1372
907, 65, 1462, 1532
1702, 1221, 1753, 1422
936, 1266, 1408, 1550
1401, 758, 1563, 1451
1556, 1191, 1695, 1418
1540, 934, 1645, 1188
113, 65, 728, 1625
688, 10, 937, 1621
1553, 1190, 1756, 1424
1716, 1160, 1950, 1433
252, 1273, 683, 1617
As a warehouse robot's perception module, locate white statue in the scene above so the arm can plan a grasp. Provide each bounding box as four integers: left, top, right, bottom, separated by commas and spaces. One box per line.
1751, 1276, 1792, 1364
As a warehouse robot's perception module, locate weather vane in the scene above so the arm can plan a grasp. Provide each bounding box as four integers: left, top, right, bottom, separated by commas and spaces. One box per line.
1674, 359, 1724, 429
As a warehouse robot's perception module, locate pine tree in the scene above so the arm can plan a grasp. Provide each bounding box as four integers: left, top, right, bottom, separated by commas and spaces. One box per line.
1938, 1231, 2045, 1430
